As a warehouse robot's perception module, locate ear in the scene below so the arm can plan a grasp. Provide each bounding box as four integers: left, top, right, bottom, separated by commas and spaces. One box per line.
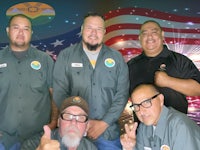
85, 120, 90, 132
57, 118, 60, 127
6, 27, 9, 36
80, 25, 83, 34
159, 93, 164, 106
103, 28, 106, 35
162, 30, 164, 35
162, 31, 165, 43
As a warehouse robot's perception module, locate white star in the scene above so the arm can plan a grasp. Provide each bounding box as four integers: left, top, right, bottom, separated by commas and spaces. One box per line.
51, 39, 64, 47
46, 50, 54, 56
31, 44, 38, 48
0, 45, 8, 49
77, 31, 82, 37
70, 43, 74, 47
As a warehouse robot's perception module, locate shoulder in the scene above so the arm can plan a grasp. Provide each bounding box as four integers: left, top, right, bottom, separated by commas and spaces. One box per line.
167, 107, 199, 131
127, 54, 143, 66
29, 47, 54, 64
56, 43, 81, 59
103, 45, 123, 57
168, 49, 191, 61
0, 48, 9, 57
30, 47, 50, 57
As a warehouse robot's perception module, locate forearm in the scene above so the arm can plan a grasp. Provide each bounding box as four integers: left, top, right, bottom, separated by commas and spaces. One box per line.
166, 77, 200, 96
48, 88, 59, 129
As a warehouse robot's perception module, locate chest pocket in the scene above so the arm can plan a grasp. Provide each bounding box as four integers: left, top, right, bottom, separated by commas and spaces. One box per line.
0, 66, 10, 90
30, 69, 47, 92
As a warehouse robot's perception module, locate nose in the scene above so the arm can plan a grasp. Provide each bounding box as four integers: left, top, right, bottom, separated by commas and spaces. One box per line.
138, 105, 148, 114
91, 28, 97, 34
146, 33, 153, 39
70, 117, 78, 124
18, 28, 24, 34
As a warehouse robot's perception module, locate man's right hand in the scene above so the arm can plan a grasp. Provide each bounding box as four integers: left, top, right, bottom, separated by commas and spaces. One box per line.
36, 125, 60, 150
120, 122, 138, 150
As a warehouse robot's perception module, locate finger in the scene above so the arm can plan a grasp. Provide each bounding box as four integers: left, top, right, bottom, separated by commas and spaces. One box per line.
43, 125, 51, 139
134, 122, 138, 129
124, 123, 137, 137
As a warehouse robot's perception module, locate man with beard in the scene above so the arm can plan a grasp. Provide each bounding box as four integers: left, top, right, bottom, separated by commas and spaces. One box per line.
0, 14, 58, 150
53, 12, 129, 149
36, 96, 97, 150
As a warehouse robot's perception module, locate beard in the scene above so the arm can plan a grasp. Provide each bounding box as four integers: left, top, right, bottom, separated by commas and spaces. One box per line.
83, 40, 102, 51
61, 126, 81, 148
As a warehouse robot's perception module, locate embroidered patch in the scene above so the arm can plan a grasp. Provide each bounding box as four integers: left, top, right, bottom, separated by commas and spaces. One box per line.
160, 144, 170, 150
72, 97, 82, 103
30, 61, 41, 70
104, 58, 115, 68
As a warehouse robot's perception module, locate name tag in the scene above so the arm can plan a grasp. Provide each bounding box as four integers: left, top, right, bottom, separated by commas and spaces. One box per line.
144, 147, 152, 150
71, 63, 83, 67
0, 63, 7, 68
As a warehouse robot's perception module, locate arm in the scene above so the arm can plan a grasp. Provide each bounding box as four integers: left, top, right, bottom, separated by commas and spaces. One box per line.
47, 88, 59, 130
53, 50, 70, 107
154, 71, 200, 96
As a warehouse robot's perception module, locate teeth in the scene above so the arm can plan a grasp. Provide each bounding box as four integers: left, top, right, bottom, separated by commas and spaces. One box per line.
90, 37, 96, 40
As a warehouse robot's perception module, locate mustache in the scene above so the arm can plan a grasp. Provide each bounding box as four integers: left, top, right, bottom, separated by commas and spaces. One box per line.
64, 125, 79, 135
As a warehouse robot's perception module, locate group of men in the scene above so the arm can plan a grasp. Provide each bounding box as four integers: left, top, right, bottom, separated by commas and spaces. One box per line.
0, 12, 199, 150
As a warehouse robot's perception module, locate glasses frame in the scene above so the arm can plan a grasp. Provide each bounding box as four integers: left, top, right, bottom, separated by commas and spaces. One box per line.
60, 112, 88, 123
130, 93, 160, 112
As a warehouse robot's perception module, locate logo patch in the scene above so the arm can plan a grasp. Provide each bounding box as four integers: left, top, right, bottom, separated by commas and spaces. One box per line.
160, 145, 170, 150
72, 97, 81, 104
104, 58, 115, 68
31, 61, 41, 70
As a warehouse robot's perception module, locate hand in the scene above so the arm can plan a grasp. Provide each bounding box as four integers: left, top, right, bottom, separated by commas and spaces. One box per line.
154, 71, 170, 87
36, 125, 60, 150
87, 120, 108, 140
120, 122, 138, 150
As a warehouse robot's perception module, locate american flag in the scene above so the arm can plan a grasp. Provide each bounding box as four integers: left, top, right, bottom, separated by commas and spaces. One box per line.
0, 7, 199, 125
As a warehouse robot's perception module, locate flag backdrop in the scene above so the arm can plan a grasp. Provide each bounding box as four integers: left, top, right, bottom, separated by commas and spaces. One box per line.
0, 7, 199, 125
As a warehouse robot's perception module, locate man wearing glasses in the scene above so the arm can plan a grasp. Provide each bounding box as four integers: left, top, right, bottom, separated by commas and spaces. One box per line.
36, 96, 97, 150
120, 84, 200, 150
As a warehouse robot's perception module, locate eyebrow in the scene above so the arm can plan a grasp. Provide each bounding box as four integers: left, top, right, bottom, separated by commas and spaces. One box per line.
133, 93, 160, 105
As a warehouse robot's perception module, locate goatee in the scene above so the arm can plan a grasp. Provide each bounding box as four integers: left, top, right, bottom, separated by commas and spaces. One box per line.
85, 42, 101, 51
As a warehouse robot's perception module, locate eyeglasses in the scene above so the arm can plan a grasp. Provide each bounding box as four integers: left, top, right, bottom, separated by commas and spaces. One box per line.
60, 113, 88, 123
130, 93, 160, 112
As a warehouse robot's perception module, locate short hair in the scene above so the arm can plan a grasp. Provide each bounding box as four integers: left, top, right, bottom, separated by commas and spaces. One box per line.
8, 14, 32, 27
83, 12, 105, 21
132, 83, 160, 95
140, 20, 162, 34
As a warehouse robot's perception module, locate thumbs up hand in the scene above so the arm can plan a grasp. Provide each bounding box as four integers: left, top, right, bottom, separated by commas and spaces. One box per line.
36, 125, 60, 150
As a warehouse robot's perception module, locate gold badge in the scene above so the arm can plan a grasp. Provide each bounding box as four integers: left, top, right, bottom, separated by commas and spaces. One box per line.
160, 144, 170, 150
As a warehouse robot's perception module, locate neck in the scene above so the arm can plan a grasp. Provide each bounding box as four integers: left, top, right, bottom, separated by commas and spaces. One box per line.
10, 44, 29, 52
